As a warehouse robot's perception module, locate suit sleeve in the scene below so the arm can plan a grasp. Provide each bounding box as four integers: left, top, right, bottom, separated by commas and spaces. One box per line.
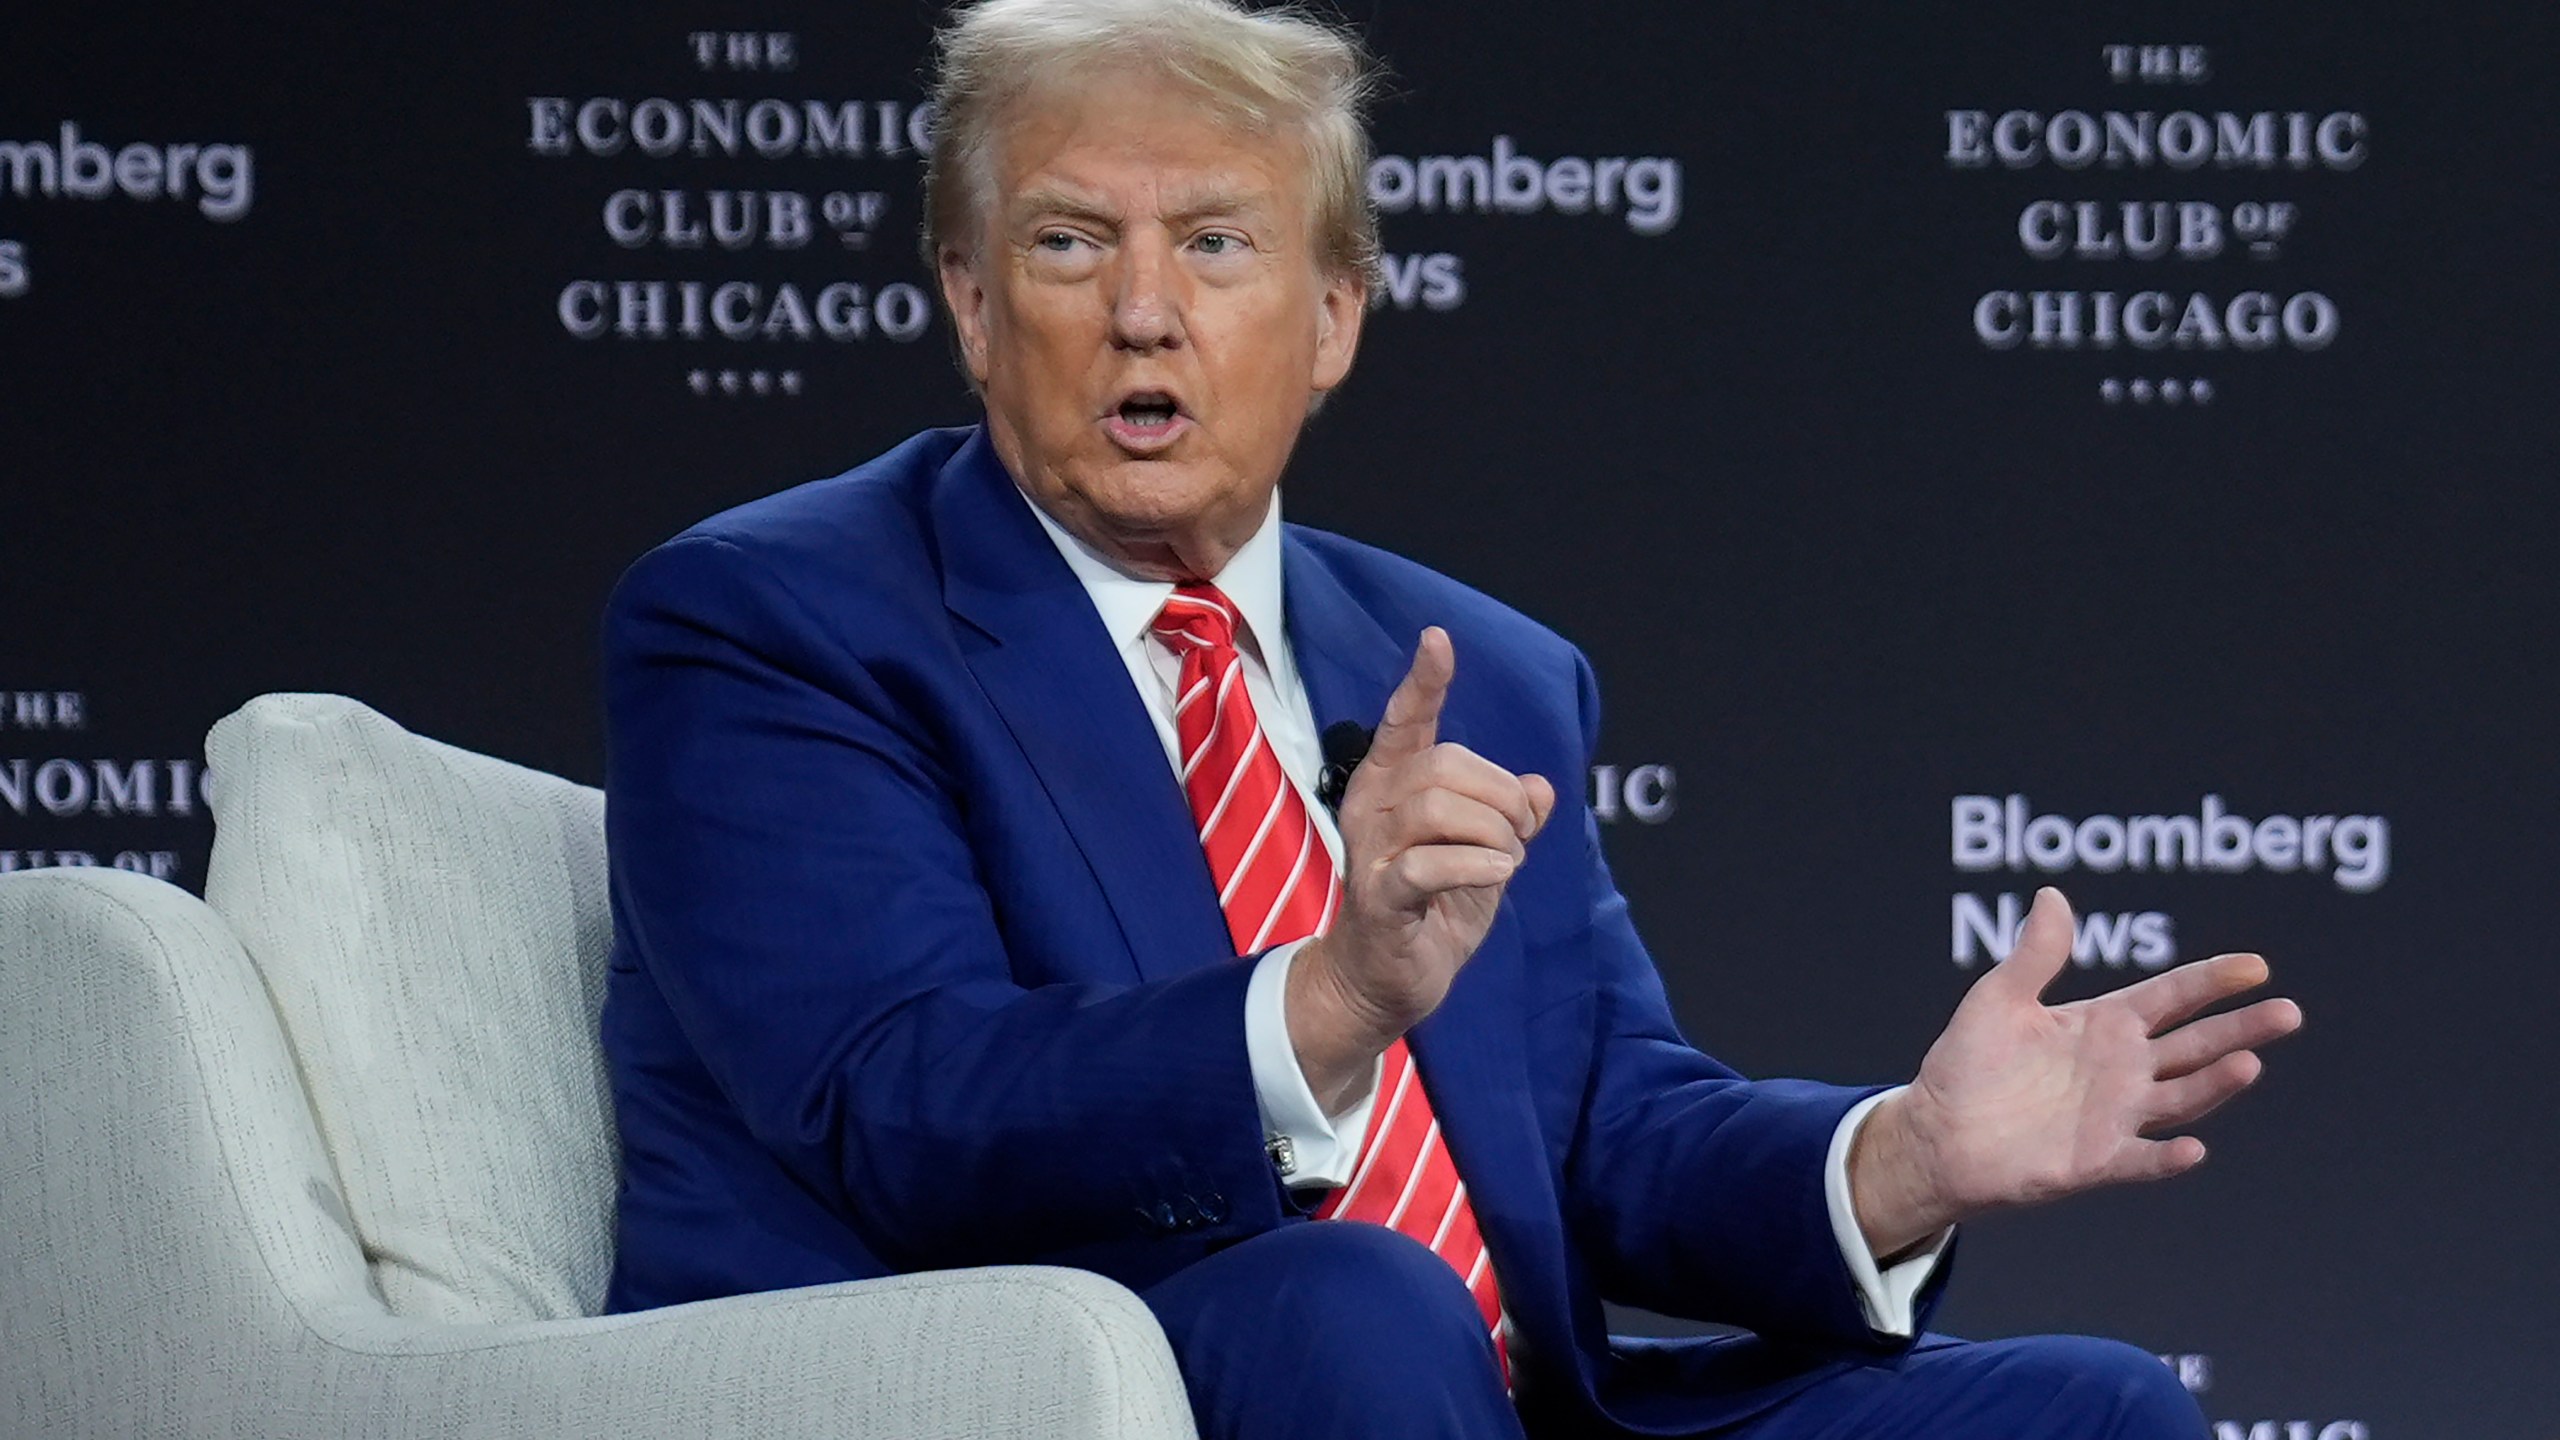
1554, 651, 1947, 1349
603, 534, 1282, 1271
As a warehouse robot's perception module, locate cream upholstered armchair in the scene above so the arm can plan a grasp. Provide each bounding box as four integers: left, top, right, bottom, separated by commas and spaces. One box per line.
0, 694, 1196, 1439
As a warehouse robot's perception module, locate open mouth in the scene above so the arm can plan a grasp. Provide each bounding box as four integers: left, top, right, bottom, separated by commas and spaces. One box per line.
1104, 389, 1188, 451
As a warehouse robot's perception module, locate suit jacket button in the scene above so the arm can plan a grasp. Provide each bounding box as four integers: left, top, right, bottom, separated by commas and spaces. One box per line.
1196, 1191, 1229, 1224
1146, 1201, 1179, 1230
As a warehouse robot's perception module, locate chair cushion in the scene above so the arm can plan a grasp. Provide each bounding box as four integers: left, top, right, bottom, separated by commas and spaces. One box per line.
205, 694, 615, 1323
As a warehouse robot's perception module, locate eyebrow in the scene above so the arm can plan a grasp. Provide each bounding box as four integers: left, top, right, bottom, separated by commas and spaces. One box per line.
1011, 186, 1120, 229
1159, 183, 1273, 226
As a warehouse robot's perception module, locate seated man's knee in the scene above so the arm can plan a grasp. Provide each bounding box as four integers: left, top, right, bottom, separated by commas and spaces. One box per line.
1162, 1221, 1495, 1375
1994, 1335, 2204, 1438
1252, 1222, 1490, 1344
1145, 1222, 1512, 1439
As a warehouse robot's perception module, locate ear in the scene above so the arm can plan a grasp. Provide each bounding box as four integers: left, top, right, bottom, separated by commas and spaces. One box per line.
938, 245, 994, 386
1310, 266, 1368, 394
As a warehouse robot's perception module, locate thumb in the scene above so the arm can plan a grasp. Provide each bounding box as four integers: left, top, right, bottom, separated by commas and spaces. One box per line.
1368, 626, 1452, 766
1991, 885, 2074, 1001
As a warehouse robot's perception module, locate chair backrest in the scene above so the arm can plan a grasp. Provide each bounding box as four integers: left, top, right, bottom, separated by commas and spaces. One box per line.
204, 694, 617, 1323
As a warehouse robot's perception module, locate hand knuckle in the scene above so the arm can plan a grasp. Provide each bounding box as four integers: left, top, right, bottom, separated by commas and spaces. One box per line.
1408, 789, 1452, 828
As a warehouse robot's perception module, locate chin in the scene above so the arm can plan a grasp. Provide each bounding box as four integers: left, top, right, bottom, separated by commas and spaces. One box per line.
1076, 456, 1246, 533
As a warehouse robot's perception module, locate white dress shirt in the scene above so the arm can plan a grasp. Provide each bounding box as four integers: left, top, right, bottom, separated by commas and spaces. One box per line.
1017, 482, 1949, 1336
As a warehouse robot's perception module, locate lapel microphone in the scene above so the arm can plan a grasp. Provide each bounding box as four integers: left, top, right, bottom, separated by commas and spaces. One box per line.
1316, 721, 1374, 812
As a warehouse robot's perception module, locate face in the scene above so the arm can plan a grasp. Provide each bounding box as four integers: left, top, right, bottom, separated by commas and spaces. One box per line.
939, 73, 1368, 580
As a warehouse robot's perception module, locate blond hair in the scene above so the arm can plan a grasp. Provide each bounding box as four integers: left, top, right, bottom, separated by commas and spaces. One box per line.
923, 0, 1383, 287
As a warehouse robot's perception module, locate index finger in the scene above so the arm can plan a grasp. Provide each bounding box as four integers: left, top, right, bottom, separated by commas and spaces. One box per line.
1368, 626, 1453, 767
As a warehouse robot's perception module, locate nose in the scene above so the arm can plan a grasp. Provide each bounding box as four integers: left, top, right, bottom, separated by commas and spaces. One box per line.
1108, 228, 1187, 353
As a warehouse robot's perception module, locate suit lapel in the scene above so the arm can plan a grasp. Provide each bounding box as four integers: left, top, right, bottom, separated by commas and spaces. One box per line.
1278, 533, 1408, 740
1284, 534, 1574, 1344
932, 430, 1234, 982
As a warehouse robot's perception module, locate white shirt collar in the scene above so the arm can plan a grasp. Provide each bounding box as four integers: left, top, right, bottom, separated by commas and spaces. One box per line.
1016, 482, 1293, 674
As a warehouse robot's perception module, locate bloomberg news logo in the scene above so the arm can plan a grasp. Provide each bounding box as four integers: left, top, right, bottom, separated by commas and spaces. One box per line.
1947, 792, 2388, 968
1363, 136, 1683, 311
0, 122, 255, 301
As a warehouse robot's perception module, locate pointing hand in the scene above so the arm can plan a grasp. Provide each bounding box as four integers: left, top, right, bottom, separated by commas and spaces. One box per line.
1287, 628, 1557, 1109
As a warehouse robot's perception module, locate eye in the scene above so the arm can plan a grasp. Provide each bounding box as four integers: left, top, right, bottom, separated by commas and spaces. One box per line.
1192, 231, 1248, 256
1035, 230, 1082, 253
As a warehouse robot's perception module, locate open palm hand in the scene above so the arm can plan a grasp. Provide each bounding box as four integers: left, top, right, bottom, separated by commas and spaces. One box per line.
1855, 888, 2303, 1254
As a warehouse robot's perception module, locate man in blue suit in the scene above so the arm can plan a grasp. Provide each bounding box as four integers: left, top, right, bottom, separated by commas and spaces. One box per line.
600, 1, 2301, 1434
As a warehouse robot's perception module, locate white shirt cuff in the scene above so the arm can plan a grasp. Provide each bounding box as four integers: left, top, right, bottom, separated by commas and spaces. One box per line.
1243, 939, 1383, 1188
1824, 1087, 1955, 1338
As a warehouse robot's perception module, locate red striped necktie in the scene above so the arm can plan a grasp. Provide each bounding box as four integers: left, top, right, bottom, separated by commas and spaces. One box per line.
1150, 582, 1510, 1385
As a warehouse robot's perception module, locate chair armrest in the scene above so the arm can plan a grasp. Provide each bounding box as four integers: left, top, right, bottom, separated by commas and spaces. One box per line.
0, 868, 1195, 1438
297, 1268, 1196, 1439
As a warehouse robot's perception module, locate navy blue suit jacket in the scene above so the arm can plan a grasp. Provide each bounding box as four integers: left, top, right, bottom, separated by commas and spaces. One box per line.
600, 426, 1947, 1432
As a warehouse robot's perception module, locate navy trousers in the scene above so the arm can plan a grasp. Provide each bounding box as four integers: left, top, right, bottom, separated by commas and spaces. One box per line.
1139, 1225, 2206, 1440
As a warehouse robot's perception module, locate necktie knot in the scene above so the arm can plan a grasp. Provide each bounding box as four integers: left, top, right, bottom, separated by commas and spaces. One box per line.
1151, 582, 1241, 653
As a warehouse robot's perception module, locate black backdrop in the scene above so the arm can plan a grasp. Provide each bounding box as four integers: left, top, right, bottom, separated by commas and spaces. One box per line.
6, 2, 2555, 1434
